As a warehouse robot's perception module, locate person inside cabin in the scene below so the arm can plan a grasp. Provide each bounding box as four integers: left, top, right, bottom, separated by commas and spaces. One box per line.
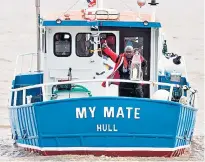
54, 33, 71, 56
101, 42, 147, 98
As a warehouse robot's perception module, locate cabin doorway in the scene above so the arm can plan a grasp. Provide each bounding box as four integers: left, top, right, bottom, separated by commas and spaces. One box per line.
120, 28, 151, 98
98, 27, 151, 98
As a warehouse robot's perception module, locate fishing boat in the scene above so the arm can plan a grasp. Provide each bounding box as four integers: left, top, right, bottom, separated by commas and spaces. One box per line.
9, 0, 198, 157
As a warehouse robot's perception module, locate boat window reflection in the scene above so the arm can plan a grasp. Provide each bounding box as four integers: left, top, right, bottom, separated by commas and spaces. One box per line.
76, 33, 94, 57
54, 33, 72, 57
124, 37, 144, 56
98, 33, 116, 57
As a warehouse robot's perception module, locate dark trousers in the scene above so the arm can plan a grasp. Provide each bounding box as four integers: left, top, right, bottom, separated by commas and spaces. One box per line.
119, 83, 144, 98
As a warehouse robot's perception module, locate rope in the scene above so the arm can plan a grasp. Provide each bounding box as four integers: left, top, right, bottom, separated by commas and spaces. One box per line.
63, 0, 82, 15
90, 48, 102, 53
119, 0, 133, 11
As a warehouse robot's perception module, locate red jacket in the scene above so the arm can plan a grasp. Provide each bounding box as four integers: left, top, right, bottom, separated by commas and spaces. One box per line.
102, 47, 145, 87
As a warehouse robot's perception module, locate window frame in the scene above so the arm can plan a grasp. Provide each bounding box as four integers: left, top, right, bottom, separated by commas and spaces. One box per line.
53, 32, 72, 57
75, 32, 94, 57
98, 33, 117, 56
42, 30, 46, 53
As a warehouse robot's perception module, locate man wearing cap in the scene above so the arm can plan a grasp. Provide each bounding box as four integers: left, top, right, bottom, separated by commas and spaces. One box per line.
101, 43, 147, 97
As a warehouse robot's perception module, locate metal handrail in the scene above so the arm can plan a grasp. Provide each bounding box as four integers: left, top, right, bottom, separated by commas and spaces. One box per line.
13, 53, 37, 78
10, 78, 198, 107
10, 79, 186, 107
11, 79, 179, 92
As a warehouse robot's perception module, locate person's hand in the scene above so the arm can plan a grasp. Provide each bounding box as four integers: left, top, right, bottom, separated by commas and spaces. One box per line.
101, 42, 108, 49
141, 60, 147, 68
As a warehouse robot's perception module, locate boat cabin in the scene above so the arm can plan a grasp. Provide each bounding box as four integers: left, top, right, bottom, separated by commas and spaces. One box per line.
40, 8, 162, 100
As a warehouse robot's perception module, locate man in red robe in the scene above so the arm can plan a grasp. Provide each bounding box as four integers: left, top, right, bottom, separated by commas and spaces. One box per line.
101, 43, 147, 97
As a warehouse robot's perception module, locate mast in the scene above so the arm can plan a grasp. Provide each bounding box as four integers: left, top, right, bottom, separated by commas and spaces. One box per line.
148, 0, 159, 21
97, 0, 103, 8
35, 0, 41, 71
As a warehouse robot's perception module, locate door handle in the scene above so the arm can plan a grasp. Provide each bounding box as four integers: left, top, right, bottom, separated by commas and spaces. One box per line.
90, 60, 95, 63
96, 71, 105, 75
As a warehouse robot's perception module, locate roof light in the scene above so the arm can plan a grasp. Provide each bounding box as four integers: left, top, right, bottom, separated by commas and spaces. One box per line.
137, 0, 147, 8
148, 0, 159, 6
143, 20, 149, 26
56, 18, 62, 24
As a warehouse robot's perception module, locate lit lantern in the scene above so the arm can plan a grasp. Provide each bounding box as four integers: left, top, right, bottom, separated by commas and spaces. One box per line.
130, 53, 143, 81
137, 0, 146, 8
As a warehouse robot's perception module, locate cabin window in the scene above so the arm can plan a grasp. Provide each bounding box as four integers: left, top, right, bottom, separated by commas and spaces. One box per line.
53, 33, 72, 57
124, 37, 144, 56
76, 33, 94, 57
98, 33, 116, 57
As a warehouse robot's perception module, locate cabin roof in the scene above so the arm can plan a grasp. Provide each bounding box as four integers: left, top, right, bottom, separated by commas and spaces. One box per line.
42, 10, 161, 28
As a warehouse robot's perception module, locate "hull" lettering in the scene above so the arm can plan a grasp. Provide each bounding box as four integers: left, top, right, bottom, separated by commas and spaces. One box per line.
96, 124, 118, 132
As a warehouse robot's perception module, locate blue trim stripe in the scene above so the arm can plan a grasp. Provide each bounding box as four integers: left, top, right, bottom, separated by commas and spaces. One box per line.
42, 20, 161, 28
34, 96, 180, 107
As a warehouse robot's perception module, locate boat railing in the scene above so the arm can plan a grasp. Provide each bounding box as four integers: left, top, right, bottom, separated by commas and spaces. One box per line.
9, 79, 197, 107
13, 53, 37, 78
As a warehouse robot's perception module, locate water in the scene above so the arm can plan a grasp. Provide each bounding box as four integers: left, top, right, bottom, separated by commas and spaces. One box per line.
0, 0, 204, 161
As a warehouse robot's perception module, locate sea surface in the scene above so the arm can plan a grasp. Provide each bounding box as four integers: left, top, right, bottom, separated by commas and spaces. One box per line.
0, 0, 204, 161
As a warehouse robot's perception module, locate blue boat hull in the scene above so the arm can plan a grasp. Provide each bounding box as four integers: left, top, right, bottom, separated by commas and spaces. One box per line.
9, 97, 197, 157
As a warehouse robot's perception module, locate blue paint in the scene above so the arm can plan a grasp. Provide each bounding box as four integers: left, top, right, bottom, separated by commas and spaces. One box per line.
158, 75, 189, 97
175, 105, 197, 147
13, 72, 43, 88
42, 20, 161, 28
9, 97, 197, 149
11, 72, 43, 106
10, 105, 39, 147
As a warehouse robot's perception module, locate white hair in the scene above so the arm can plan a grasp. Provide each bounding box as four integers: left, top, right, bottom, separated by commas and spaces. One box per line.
124, 46, 134, 52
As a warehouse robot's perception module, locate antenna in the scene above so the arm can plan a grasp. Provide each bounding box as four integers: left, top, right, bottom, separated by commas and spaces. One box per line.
35, 0, 41, 71
148, 0, 159, 21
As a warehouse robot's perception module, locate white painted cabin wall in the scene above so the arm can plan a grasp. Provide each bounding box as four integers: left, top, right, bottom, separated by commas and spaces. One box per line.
43, 26, 119, 100
150, 28, 159, 97
158, 28, 165, 61
157, 28, 188, 78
